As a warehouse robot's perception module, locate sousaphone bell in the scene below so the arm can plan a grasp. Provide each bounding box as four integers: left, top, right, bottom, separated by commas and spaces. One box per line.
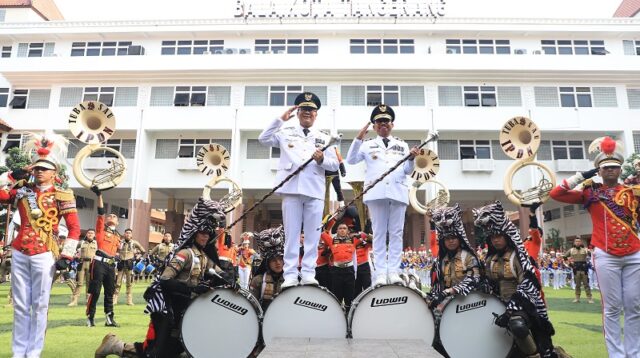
408, 148, 450, 215
69, 101, 127, 191
198, 143, 242, 213
500, 116, 556, 205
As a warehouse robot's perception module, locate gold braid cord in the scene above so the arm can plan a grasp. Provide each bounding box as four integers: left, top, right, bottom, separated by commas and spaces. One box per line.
615, 186, 640, 224
26, 195, 60, 257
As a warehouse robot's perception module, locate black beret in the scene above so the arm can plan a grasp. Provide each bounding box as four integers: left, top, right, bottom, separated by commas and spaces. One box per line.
370, 104, 395, 123
294, 92, 321, 110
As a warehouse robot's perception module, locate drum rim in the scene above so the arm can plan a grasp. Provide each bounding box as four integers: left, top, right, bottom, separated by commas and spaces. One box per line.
347, 284, 435, 338
180, 287, 263, 358
437, 291, 513, 358
262, 284, 348, 342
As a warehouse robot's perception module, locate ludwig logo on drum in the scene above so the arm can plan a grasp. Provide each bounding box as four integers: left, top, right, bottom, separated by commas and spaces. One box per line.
455, 299, 487, 313
370, 296, 408, 307
293, 297, 328, 311
211, 294, 249, 315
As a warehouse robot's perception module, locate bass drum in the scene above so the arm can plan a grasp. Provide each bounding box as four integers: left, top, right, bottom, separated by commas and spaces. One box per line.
439, 292, 513, 358
181, 287, 262, 358
348, 284, 435, 344
262, 285, 346, 345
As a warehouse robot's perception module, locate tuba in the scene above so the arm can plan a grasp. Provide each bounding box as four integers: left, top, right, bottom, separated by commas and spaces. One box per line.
408, 148, 450, 215
500, 116, 556, 206
198, 143, 242, 213
69, 101, 127, 191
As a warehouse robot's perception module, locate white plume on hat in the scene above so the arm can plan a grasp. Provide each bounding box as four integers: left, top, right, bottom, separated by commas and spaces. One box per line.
23, 131, 69, 170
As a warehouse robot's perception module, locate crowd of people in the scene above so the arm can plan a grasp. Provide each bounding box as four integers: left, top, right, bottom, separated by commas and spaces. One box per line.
0, 95, 638, 358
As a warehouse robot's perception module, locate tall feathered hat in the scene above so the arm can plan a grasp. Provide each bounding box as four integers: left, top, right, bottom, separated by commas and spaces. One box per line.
589, 136, 624, 168
254, 225, 284, 262
23, 132, 69, 171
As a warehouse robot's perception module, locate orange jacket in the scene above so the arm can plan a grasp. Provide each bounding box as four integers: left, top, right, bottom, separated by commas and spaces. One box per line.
524, 228, 542, 261
95, 215, 121, 257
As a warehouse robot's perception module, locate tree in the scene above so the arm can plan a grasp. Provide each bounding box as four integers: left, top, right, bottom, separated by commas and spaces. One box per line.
546, 227, 565, 251
621, 152, 640, 184
0, 147, 31, 174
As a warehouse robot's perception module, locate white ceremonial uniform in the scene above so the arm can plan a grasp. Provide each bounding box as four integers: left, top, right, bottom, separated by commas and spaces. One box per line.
259, 118, 339, 282
346, 136, 414, 279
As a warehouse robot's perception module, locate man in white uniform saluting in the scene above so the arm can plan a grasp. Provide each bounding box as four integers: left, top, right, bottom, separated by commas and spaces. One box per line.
346, 104, 418, 286
259, 92, 339, 288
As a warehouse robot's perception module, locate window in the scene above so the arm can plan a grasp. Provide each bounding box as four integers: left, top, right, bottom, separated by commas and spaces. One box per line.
634, 133, 640, 153
176, 139, 231, 159
622, 40, 640, 56
496, 87, 522, 107
247, 139, 270, 159
174, 86, 207, 106
254, 39, 318, 54
438, 86, 463, 106
206, 86, 231, 106
244, 86, 268, 106
628, 88, 640, 109
114, 87, 139, 107
0, 9, 5, 22
246, 85, 327, 106
543, 208, 562, 222
0, 88, 8, 107
9, 89, 28, 109
437, 140, 459, 160
16, 42, 54, 57
155, 139, 178, 159
1, 46, 10, 58
3, 134, 23, 153
341, 86, 365, 106
541, 40, 606, 55
350, 39, 414, 54
87, 139, 136, 159
83, 87, 115, 106
551, 140, 584, 160
446, 39, 510, 54
463, 86, 496, 107
459, 140, 491, 159
559, 87, 592, 108
269, 85, 302, 106
592, 87, 617, 107
110, 204, 128, 219
75, 195, 95, 210
400, 86, 425, 106
71, 41, 137, 56
26, 90, 50, 109
534, 87, 560, 107
563, 205, 575, 217
366, 86, 399, 106
161, 40, 224, 55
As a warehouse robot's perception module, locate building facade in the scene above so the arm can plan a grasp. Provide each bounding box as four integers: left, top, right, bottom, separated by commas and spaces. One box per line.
0, 1, 639, 249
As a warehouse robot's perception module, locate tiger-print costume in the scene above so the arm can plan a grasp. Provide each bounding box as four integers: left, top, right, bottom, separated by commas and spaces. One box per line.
430, 204, 480, 297
145, 197, 225, 315
473, 200, 556, 358
253, 225, 285, 276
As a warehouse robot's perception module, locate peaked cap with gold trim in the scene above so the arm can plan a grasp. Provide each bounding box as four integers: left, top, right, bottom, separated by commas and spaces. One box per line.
370, 104, 395, 123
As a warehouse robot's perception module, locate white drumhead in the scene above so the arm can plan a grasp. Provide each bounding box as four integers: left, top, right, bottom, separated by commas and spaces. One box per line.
262, 285, 346, 345
181, 288, 261, 358
439, 292, 513, 358
349, 285, 435, 344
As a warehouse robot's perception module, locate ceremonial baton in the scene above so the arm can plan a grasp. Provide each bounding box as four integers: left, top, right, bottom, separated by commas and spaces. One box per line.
226, 134, 342, 230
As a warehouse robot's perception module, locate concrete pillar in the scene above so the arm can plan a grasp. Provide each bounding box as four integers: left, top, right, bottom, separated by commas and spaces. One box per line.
518, 207, 530, 242
129, 198, 151, 249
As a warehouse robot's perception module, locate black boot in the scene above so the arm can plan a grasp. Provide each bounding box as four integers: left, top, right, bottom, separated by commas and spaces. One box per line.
105, 312, 119, 327
87, 315, 95, 327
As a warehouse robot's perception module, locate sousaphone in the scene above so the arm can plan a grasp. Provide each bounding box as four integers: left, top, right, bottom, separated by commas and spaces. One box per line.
69, 101, 127, 191
198, 143, 242, 213
500, 116, 556, 205
408, 148, 450, 215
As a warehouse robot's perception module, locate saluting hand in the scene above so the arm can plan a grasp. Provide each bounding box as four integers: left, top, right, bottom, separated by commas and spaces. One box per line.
312, 149, 324, 164
280, 106, 298, 121
356, 122, 371, 140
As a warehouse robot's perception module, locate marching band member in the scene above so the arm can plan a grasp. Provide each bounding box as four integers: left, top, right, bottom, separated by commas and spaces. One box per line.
86, 190, 122, 328
354, 222, 373, 297
258, 92, 339, 288
346, 104, 418, 286
216, 227, 237, 284
69, 230, 98, 307
428, 205, 480, 310
114, 229, 145, 306
150, 233, 173, 263
562, 238, 593, 304
238, 233, 256, 290
249, 226, 286, 311
317, 219, 333, 289
523, 202, 545, 301
550, 136, 640, 357
96, 198, 226, 358
0, 134, 81, 358
473, 201, 557, 358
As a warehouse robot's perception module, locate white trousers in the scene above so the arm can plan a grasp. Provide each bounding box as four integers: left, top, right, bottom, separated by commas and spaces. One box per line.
11, 250, 55, 358
281, 194, 323, 281
238, 266, 251, 290
367, 199, 407, 278
593, 248, 640, 358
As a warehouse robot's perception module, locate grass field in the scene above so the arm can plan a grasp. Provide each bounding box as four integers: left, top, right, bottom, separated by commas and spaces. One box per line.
0, 283, 608, 357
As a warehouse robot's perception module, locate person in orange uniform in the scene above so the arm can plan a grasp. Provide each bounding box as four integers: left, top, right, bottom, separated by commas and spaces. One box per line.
523, 202, 545, 302
238, 234, 256, 290
86, 189, 122, 327
354, 220, 372, 297
322, 223, 366, 312
216, 227, 237, 284
0, 134, 81, 358
549, 136, 640, 357
317, 222, 333, 289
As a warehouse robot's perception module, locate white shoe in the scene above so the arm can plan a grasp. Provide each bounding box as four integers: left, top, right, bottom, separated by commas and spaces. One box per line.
388, 273, 403, 285
300, 276, 319, 286
374, 275, 387, 287
281, 278, 298, 289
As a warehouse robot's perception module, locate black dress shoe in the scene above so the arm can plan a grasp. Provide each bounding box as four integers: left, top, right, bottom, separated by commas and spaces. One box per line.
87, 316, 95, 327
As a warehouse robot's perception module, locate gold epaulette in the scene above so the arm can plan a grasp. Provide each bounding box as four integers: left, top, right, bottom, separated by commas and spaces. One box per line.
582, 179, 594, 188
54, 187, 76, 201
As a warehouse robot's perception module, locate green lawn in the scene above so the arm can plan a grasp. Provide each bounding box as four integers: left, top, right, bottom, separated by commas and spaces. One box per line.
0, 283, 607, 357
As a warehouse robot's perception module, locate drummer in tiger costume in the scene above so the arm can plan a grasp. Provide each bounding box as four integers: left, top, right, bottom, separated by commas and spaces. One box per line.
473, 201, 559, 358
249, 226, 285, 311
95, 198, 227, 358
427, 204, 481, 311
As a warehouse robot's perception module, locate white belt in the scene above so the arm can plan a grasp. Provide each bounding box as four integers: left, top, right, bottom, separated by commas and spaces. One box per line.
334, 261, 354, 268
93, 256, 116, 265
219, 257, 233, 262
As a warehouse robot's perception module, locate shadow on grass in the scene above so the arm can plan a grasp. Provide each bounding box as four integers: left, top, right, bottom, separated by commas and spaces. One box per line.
559, 322, 602, 333
545, 297, 602, 314
0, 318, 87, 334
